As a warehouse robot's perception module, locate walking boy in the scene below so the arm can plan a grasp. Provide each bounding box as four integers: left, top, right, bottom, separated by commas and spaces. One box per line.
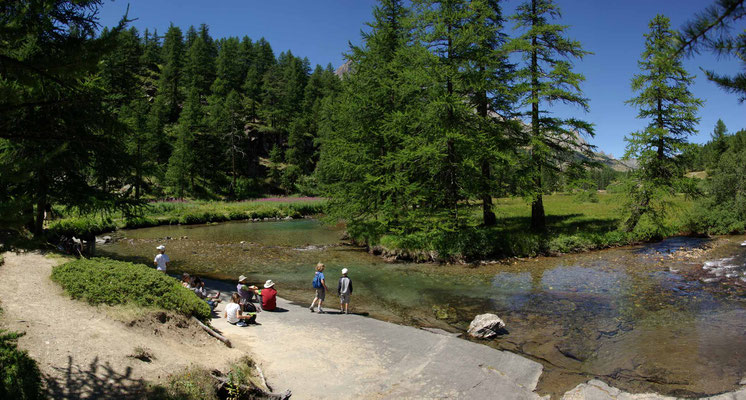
309, 262, 328, 313
338, 268, 353, 314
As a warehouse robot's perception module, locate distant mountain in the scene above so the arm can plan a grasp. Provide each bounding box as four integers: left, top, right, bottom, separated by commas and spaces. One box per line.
334, 60, 352, 79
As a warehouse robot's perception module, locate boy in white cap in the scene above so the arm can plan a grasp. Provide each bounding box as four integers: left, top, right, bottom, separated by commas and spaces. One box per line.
338, 268, 353, 314
153, 245, 170, 272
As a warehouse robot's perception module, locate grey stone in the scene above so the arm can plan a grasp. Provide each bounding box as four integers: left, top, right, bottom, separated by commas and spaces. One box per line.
467, 313, 506, 339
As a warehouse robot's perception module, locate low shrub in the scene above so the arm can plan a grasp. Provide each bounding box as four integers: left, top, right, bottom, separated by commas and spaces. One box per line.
48, 217, 117, 238
124, 217, 161, 229
0, 330, 43, 400
51, 258, 210, 321
145, 357, 263, 400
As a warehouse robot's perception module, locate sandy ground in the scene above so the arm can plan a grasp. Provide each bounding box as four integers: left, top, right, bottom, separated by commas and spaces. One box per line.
0, 251, 247, 399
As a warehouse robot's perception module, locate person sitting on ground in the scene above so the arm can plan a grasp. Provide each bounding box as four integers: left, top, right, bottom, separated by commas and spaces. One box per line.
190, 277, 222, 310
309, 262, 328, 313
237, 275, 255, 310
249, 280, 278, 311
153, 245, 170, 273
180, 273, 191, 288
338, 268, 353, 314
224, 293, 256, 327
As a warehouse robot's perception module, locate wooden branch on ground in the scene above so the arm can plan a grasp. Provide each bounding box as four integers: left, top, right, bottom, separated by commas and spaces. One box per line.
212, 375, 292, 400
191, 316, 232, 348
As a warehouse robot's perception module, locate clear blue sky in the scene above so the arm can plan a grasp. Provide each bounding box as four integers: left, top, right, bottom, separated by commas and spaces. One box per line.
98, 0, 745, 158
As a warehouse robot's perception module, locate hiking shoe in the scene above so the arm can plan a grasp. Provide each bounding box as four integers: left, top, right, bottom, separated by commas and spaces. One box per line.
236, 321, 248, 327
317, 309, 325, 314
309, 306, 315, 312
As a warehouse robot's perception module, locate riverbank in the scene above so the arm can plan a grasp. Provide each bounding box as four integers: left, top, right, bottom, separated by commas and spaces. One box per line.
46, 197, 326, 239
354, 193, 701, 263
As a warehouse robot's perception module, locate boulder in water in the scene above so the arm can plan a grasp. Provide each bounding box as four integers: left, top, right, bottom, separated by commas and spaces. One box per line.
467, 313, 506, 339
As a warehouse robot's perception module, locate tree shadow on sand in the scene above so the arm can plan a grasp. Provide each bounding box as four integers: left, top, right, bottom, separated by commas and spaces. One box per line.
44, 356, 147, 400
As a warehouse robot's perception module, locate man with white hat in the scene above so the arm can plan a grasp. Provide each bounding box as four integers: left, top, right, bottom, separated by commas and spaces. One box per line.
253, 280, 278, 311
153, 245, 170, 272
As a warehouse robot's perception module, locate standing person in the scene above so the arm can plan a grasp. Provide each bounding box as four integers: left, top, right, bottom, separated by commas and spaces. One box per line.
236, 275, 255, 311
338, 268, 353, 314
309, 262, 328, 313
224, 293, 256, 327
153, 245, 170, 273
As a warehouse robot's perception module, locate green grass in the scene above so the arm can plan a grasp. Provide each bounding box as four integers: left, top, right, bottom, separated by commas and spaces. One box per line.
51, 258, 211, 321
372, 193, 696, 261
49, 198, 327, 238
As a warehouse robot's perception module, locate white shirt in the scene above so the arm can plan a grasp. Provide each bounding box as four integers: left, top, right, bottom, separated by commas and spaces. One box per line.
225, 303, 241, 324
154, 253, 170, 271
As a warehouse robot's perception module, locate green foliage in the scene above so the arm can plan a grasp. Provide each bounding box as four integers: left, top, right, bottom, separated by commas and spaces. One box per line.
0, 329, 43, 400
48, 217, 117, 238
51, 258, 211, 321
508, 0, 595, 232
623, 15, 703, 232
687, 128, 746, 234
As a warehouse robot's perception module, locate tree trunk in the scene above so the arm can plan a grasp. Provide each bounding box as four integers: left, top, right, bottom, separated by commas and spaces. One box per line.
34, 170, 48, 236
529, 0, 545, 233
481, 160, 497, 226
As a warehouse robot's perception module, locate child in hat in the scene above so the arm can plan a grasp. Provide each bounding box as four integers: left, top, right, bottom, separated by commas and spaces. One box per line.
153, 245, 170, 272
338, 268, 353, 314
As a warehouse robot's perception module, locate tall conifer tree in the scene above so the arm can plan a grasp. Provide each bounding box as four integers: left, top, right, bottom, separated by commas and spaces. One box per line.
509, 0, 594, 232
623, 15, 703, 232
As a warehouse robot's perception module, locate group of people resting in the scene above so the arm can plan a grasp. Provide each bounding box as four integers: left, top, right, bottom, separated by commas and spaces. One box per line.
226, 262, 354, 327
154, 246, 353, 328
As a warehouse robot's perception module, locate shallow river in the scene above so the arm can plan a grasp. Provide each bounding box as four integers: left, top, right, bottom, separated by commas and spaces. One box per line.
99, 219, 746, 398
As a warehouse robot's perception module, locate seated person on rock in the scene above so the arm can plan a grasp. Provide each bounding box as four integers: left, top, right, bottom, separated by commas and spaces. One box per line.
249, 280, 278, 311
224, 293, 256, 327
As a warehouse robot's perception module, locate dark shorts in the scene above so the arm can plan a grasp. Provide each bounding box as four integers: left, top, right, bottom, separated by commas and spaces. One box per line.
315, 288, 326, 301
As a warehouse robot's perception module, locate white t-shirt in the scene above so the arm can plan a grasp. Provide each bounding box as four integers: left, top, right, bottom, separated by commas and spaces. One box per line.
154, 253, 170, 271
225, 303, 241, 324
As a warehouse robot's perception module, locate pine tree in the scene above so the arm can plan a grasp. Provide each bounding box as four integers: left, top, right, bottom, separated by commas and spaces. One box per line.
157, 24, 185, 123
509, 0, 594, 232
623, 14, 703, 232
166, 87, 203, 197
318, 0, 417, 231
212, 37, 243, 97
184, 26, 216, 99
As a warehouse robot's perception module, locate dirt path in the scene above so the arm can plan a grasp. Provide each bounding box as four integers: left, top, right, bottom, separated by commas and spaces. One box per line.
0, 251, 247, 399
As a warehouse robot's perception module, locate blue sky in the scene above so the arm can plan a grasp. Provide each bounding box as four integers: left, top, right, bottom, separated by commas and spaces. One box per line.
97, 0, 745, 158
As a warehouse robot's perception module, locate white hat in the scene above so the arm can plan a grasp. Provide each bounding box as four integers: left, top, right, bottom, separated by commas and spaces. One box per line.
156, 245, 166, 251
341, 268, 348, 275
238, 275, 248, 283
264, 279, 275, 288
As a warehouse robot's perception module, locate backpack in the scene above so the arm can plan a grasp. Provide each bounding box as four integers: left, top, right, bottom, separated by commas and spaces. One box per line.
312, 272, 322, 289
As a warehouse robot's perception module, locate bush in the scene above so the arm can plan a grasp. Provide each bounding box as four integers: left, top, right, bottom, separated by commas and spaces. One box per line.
51, 258, 210, 321
124, 217, 161, 229
0, 330, 44, 400
48, 217, 117, 238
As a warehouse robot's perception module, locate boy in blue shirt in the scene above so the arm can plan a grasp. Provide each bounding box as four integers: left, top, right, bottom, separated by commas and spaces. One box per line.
309, 262, 328, 313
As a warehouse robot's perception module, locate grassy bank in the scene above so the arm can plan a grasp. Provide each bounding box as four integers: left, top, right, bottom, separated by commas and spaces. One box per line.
48, 197, 326, 238
51, 258, 211, 321
363, 193, 696, 261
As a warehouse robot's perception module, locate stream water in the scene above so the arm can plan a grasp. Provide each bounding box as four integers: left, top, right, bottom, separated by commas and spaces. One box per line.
99, 219, 746, 398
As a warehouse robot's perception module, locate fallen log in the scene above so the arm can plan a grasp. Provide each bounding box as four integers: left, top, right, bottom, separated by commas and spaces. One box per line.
192, 316, 232, 348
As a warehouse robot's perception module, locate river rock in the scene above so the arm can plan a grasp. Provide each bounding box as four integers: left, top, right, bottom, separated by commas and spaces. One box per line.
467, 313, 506, 339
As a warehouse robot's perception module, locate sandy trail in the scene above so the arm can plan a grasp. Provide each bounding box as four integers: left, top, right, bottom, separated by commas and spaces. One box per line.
0, 251, 246, 399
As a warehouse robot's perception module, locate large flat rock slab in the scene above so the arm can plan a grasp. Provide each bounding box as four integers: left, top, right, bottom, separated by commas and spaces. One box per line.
209, 292, 543, 399
562, 380, 746, 400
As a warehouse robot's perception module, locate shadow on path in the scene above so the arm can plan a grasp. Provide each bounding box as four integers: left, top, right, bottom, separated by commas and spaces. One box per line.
44, 356, 146, 400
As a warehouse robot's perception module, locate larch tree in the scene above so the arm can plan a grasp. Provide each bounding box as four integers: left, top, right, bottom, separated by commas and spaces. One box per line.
508, 0, 594, 232
623, 14, 703, 232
